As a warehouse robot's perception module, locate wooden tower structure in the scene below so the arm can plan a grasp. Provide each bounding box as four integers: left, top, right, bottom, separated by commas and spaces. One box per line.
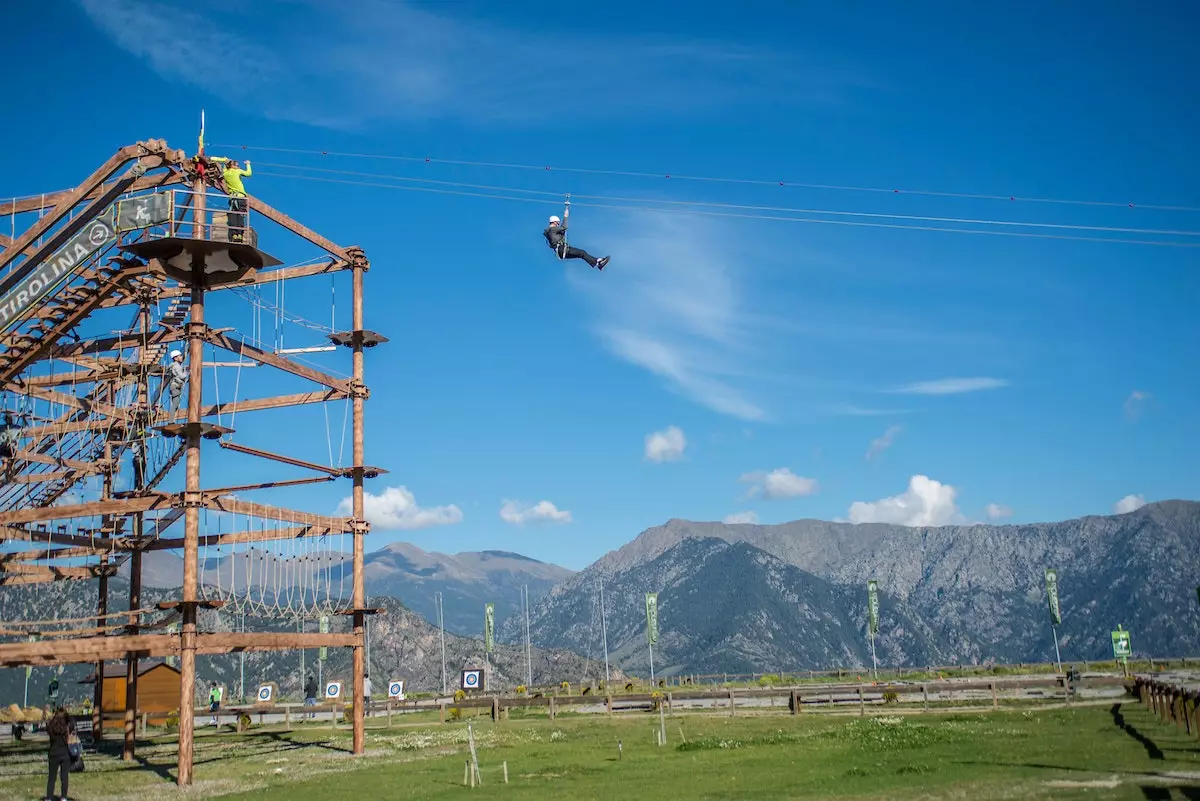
0, 139, 385, 785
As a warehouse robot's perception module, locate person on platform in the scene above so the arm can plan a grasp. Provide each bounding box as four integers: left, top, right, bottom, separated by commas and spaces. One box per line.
163, 350, 187, 416
543, 215, 608, 270
209, 156, 252, 242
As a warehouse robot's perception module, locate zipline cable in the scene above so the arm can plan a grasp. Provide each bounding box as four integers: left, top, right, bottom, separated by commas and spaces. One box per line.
214, 142, 1200, 214
253, 161, 1200, 239
255, 169, 1200, 249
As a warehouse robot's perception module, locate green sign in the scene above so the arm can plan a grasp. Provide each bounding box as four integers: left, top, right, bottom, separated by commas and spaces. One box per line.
319, 615, 329, 661
484, 603, 495, 653
867, 580, 880, 635
1045, 569, 1062, 626
645, 593, 659, 646
1111, 627, 1132, 660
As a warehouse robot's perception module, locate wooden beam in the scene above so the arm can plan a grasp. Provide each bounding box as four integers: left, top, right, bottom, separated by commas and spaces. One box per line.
0, 631, 358, 667
218, 439, 344, 475
0, 525, 107, 548
195, 632, 358, 654
203, 330, 351, 394
200, 495, 350, 531
94, 259, 352, 310
2, 468, 80, 485
0, 544, 114, 563
0, 170, 186, 216
247, 197, 355, 262
0, 495, 172, 525
142, 524, 336, 551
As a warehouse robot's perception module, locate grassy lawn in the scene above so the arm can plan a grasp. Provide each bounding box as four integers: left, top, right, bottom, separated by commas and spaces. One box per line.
1, 702, 1197, 800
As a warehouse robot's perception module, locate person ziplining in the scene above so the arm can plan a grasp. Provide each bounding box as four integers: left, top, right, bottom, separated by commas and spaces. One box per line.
543, 197, 609, 271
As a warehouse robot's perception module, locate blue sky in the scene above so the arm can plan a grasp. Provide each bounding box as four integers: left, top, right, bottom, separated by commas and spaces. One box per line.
3, 0, 1198, 570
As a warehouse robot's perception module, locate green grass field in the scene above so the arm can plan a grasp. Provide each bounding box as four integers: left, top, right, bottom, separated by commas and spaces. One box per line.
1, 702, 1197, 800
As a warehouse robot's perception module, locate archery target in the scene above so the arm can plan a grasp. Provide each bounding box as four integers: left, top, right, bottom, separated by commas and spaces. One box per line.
325, 681, 342, 700
387, 680, 404, 699
461, 669, 482, 690
257, 684, 273, 703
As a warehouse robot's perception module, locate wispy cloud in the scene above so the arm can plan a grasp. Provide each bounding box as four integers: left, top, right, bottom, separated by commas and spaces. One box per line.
887, 377, 1009, 395
723, 511, 759, 524
77, 0, 866, 129
1113, 494, 1145, 514
337, 486, 463, 530
569, 212, 770, 421
739, 468, 818, 500
865, 425, 902, 461
1124, 390, 1151, 421
830, 404, 912, 417
644, 426, 687, 462
984, 503, 1013, 521
499, 499, 573, 526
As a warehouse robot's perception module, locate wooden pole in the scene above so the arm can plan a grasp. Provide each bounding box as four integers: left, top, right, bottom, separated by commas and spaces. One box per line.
123, 544, 141, 760
94, 462, 109, 743
176, 175, 207, 787
350, 250, 367, 756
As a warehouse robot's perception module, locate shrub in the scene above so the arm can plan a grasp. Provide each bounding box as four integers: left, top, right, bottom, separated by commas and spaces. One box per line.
449, 707, 462, 720
882, 691, 899, 704
454, 689, 466, 702
516, 685, 527, 695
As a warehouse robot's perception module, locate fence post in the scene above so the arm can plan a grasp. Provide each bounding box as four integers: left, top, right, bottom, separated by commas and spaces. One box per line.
728, 689, 735, 716
606, 694, 613, 716
922, 684, 929, 712
549, 696, 557, 721
790, 689, 799, 715
858, 686, 865, 716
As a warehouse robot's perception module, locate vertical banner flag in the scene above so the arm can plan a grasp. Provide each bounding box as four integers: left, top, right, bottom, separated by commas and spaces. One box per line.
645, 593, 659, 646
484, 603, 495, 653
867, 580, 880, 635
198, 109, 205, 156
319, 615, 329, 661
1045, 569, 1062, 626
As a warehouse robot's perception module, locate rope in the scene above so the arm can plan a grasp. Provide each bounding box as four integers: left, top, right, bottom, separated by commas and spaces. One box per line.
257, 161, 1200, 239
254, 169, 1200, 250
213, 142, 1200, 213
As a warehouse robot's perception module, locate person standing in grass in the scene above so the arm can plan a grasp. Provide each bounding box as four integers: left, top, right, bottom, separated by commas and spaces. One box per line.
45, 707, 74, 801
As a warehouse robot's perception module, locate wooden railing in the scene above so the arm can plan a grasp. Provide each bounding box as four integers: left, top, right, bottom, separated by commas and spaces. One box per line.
1131, 676, 1200, 741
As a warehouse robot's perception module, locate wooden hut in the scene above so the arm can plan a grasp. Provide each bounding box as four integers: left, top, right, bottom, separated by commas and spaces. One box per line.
80, 662, 181, 728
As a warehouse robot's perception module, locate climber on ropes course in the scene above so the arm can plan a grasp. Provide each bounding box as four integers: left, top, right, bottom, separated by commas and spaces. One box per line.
209, 155, 252, 243
0, 411, 20, 481
544, 196, 609, 271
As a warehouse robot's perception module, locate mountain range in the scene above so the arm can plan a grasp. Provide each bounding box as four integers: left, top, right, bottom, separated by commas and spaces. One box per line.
500, 500, 1200, 676
7, 500, 1200, 692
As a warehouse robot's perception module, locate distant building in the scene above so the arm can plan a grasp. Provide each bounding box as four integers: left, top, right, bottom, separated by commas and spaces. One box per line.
79, 662, 181, 728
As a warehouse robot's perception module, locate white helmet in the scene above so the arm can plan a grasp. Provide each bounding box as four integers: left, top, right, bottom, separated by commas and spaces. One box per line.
548, 215, 561, 224
169, 350, 182, 360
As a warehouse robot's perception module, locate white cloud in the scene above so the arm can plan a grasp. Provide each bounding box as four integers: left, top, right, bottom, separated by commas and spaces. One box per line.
499, 499, 573, 526
336, 486, 463, 531
865, 425, 902, 461
984, 503, 1013, 521
723, 511, 759, 524
831, 404, 911, 417
570, 213, 769, 421
1113, 494, 1146, 514
644, 425, 687, 462
740, 468, 818, 500
78, 0, 862, 129
889, 378, 1009, 395
1124, 390, 1151, 420
848, 475, 966, 526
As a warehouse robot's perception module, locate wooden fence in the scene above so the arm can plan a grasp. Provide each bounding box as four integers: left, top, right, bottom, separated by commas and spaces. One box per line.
1131, 676, 1200, 741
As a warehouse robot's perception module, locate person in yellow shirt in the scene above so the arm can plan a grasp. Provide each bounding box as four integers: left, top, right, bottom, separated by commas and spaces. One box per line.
209, 156, 252, 242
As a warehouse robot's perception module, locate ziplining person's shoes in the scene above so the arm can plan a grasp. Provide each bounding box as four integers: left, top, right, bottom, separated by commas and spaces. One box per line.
596, 256, 609, 270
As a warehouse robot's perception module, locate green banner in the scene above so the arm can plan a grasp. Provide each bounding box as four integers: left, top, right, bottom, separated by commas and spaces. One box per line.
645, 593, 659, 646
484, 603, 495, 653
1111, 626, 1132, 660
319, 615, 329, 661
1045, 569, 1062, 626
867, 580, 880, 635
